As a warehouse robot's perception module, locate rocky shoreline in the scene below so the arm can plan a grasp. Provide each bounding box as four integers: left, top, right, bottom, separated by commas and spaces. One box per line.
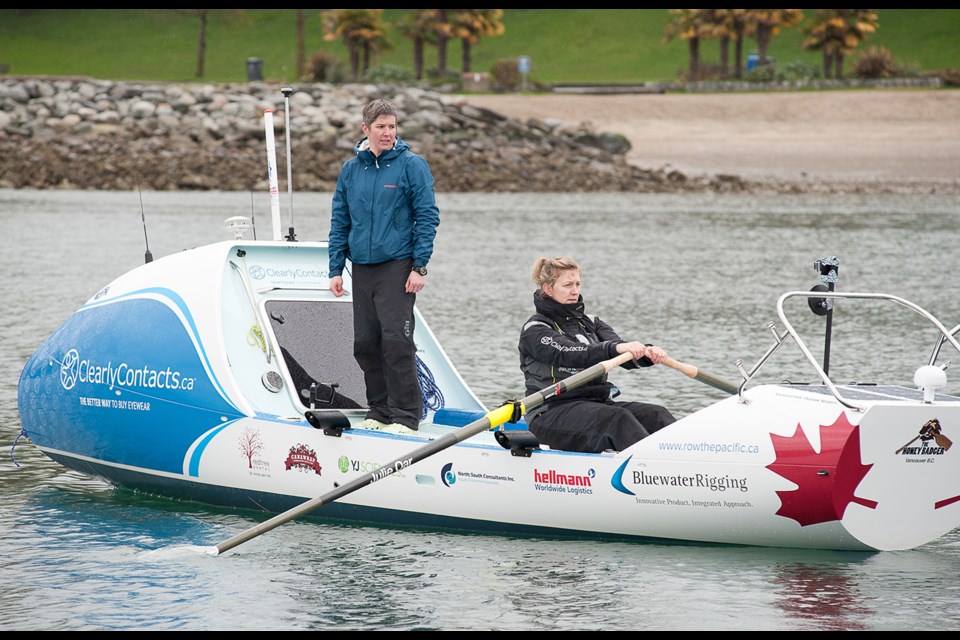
0, 77, 953, 195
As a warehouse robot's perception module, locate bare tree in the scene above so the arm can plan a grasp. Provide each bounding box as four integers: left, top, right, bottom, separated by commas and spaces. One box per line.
238, 427, 264, 469
173, 9, 244, 79
195, 9, 210, 78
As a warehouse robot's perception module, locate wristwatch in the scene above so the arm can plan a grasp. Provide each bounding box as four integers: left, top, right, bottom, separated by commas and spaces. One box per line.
412, 265, 428, 276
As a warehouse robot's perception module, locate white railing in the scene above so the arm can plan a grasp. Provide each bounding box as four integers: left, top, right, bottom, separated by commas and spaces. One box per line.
732, 291, 960, 411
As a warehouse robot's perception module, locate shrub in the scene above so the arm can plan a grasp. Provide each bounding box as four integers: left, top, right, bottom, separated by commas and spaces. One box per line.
303, 51, 345, 83
854, 46, 899, 79
777, 61, 820, 83
693, 62, 723, 82
671, 63, 722, 83
896, 61, 923, 78
424, 68, 462, 89
364, 64, 415, 85
934, 68, 960, 86
490, 58, 521, 91
744, 64, 777, 83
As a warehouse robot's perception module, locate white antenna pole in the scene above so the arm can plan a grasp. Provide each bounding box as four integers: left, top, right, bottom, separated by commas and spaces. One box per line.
263, 109, 282, 240
281, 87, 296, 242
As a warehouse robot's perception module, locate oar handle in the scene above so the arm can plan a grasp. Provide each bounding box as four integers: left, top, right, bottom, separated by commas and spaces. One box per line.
662, 356, 697, 378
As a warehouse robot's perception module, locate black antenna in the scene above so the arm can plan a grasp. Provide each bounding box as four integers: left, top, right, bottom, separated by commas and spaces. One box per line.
281, 86, 297, 242
138, 183, 153, 263
249, 191, 257, 240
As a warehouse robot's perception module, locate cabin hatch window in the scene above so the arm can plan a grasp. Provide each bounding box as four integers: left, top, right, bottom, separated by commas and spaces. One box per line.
265, 300, 365, 410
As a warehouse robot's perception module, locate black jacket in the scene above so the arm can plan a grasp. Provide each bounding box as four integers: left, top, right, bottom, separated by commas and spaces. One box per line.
518, 291, 651, 419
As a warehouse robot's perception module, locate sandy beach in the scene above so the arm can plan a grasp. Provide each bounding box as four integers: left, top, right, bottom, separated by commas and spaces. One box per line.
464, 89, 960, 192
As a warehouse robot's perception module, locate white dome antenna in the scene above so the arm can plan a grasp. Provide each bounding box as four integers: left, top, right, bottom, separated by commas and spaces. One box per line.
914, 365, 947, 403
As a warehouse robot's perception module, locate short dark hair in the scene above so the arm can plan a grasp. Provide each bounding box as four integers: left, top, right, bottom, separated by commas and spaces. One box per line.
362, 99, 398, 127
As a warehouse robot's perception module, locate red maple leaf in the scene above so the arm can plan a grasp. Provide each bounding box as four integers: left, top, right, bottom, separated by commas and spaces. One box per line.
767, 413, 876, 527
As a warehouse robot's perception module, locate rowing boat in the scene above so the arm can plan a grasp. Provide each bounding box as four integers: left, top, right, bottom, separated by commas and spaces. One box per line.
15, 230, 960, 552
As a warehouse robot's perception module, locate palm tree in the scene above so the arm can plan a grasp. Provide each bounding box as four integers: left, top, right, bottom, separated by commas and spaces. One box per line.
802, 9, 880, 79
433, 9, 453, 79
451, 9, 505, 74
747, 9, 805, 66
397, 10, 441, 81
358, 17, 391, 76
663, 9, 710, 81
321, 9, 387, 81
699, 9, 749, 80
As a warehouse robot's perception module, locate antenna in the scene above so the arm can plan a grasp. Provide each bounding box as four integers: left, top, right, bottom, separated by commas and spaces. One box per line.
814, 256, 839, 376
281, 86, 296, 242
249, 191, 257, 240
137, 183, 153, 263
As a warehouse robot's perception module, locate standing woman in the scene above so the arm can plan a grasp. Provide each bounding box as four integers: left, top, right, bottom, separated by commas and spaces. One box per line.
518, 257, 676, 453
328, 99, 440, 434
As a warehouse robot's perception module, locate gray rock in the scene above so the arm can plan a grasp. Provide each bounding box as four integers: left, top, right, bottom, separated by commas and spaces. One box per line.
0, 76, 727, 194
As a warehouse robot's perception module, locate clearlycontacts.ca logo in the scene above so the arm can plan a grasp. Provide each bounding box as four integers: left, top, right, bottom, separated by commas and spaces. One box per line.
59, 348, 198, 392
248, 264, 327, 281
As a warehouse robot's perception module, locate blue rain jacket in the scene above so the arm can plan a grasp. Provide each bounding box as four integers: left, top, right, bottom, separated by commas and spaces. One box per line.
328, 137, 440, 277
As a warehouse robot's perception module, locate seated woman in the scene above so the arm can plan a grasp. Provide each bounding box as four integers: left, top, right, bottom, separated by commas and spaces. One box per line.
518, 256, 676, 453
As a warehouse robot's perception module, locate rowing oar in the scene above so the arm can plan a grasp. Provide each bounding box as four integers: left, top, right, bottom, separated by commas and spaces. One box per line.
661, 357, 740, 395
208, 351, 636, 556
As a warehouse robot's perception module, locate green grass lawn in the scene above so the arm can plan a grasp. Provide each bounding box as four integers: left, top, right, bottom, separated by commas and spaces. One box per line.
1, 9, 958, 85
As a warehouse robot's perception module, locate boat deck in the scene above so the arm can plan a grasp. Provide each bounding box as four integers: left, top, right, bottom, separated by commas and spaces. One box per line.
783, 383, 960, 403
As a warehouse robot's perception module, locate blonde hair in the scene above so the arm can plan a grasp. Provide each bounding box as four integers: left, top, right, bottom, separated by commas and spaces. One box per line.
531, 256, 580, 288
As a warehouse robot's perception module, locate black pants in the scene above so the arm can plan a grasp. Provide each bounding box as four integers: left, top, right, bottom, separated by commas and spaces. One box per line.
351, 259, 422, 429
529, 399, 675, 454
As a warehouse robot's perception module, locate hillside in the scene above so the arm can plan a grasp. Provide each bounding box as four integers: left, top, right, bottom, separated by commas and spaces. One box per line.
1, 10, 959, 84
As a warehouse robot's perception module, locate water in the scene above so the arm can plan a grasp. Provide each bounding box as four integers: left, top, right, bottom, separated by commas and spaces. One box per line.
2, 189, 960, 631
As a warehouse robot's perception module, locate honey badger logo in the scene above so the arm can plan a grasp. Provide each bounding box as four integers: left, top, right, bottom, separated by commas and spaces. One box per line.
896, 418, 953, 455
